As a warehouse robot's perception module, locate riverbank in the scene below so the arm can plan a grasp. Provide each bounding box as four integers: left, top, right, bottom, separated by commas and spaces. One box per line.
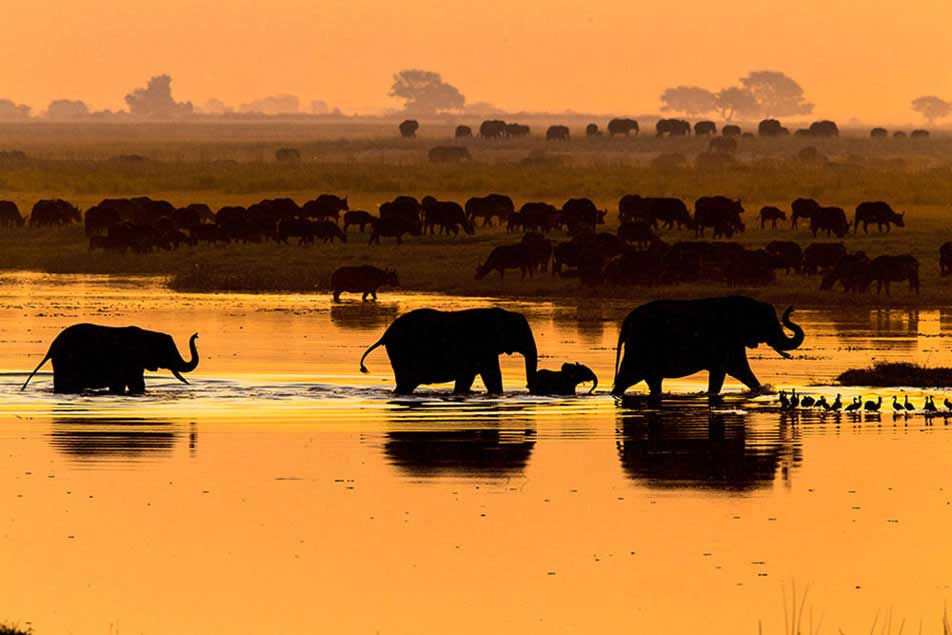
0, 213, 948, 308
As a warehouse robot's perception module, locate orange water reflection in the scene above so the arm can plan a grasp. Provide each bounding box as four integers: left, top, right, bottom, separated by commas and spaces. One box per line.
1, 274, 952, 634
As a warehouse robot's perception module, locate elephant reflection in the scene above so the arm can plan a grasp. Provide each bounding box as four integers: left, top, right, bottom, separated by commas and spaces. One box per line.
50, 418, 182, 460
381, 404, 535, 477
615, 407, 800, 491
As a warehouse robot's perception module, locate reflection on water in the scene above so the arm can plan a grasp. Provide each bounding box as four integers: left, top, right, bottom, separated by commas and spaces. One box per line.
615, 403, 801, 491
4, 273, 952, 634
49, 417, 181, 461
329, 302, 399, 330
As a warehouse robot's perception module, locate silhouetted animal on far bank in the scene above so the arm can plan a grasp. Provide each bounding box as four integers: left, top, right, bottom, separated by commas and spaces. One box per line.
801, 242, 847, 275
368, 217, 420, 245
506, 123, 530, 137
809, 120, 839, 137
30, 199, 81, 227
422, 196, 474, 236
528, 362, 598, 395
758, 119, 789, 136
276, 218, 346, 245
867, 255, 919, 295
302, 194, 348, 223
476, 244, 531, 280
820, 252, 870, 293
0, 201, 24, 227
21, 323, 199, 394
611, 296, 804, 398
765, 241, 802, 274
466, 194, 514, 227
343, 210, 376, 232
585, 123, 602, 137
722, 125, 741, 137
694, 196, 744, 238
608, 118, 639, 136
455, 125, 472, 138
810, 206, 849, 238
331, 266, 399, 302
870, 127, 888, 138
275, 147, 301, 163
399, 120, 419, 138
694, 121, 717, 136
759, 206, 786, 229
480, 119, 507, 139
791, 198, 821, 229
854, 201, 905, 233
546, 125, 570, 141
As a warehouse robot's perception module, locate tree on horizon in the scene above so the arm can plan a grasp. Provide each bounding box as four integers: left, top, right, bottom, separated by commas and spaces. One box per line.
390, 70, 465, 115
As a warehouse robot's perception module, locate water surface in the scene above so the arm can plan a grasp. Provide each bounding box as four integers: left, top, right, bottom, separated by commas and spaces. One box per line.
1, 273, 950, 634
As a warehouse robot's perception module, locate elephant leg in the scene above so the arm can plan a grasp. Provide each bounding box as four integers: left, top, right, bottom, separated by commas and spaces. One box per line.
480, 359, 503, 394
727, 355, 761, 392
362, 291, 369, 302
371, 290, 378, 301
707, 369, 726, 396
394, 379, 419, 395
454, 373, 477, 394
128, 374, 146, 395
108, 381, 126, 394
333, 291, 341, 302
646, 376, 663, 398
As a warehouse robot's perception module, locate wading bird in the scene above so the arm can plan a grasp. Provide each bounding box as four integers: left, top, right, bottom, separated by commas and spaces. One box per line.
801, 395, 815, 408
831, 394, 843, 411
790, 389, 800, 409
903, 395, 915, 412
845, 397, 862, 412
865, 396, 883, 412
778, 390, 790, 409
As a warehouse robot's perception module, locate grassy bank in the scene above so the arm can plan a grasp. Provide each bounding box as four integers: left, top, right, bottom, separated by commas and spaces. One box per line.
837, 362, 952, 387
0, 201, 949, 307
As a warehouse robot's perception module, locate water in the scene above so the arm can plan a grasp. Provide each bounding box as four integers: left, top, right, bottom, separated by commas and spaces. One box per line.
1, 273, 951, 634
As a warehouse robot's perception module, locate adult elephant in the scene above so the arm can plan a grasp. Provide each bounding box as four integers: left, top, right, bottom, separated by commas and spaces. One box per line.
611, 296, 804, 398
359, 308, 537, 394
21, 324, 199, 394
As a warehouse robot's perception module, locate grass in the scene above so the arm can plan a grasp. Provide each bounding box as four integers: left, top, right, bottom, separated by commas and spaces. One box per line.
2, 122, 952, 304
837, 362, 952, 387
0, 622, 31, 635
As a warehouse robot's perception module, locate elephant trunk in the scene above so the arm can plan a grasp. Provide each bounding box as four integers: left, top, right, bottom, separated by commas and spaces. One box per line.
522, 337, 538, 386
768, 307, 804, 358
171, 334, 200, 383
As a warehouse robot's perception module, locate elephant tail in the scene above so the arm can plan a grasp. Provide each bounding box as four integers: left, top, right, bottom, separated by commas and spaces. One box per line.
21, 350, 52, 391
359, 336, 386, 374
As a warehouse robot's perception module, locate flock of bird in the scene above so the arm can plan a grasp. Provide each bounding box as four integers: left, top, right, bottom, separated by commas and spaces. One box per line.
778, 389, 951, 416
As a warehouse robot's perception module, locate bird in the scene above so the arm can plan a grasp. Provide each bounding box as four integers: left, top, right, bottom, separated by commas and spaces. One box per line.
789, 388, 800, 409
903, 395, 915, 412
923, 396, 938, 413
815, 396, 830, 410
892, 395, 904, 414
945, 397, 952, 413
778, 390, 790, 410
865, 396, 883, 412
845, 397, 862, 412
831, 394, 843, 412
801, 395, 815, 408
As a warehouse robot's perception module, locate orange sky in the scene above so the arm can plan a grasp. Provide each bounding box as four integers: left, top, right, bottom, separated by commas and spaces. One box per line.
3, 0, 951, 123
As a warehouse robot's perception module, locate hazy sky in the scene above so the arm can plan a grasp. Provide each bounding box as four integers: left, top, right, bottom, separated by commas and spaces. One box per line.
4, 0, 950, 123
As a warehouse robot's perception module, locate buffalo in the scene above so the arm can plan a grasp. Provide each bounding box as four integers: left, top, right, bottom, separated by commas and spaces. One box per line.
765, 241, 802, 274
455, 125, 472, 138
791, 198, 821, 229
343, 211, 376, 233
810, 206, 849, 238
30, 199, 81, 227
466, 194, 514, 227
585, 123, 602, 137
368, 217, 420, 245
694, 121, 717, 136
475, 244, 531, 280
331, 266, 399, 302
422, 197, 474, 236
694, 197, 744, 238
801, 243, 847, 275
722, 125, 742, 137
428, 146, 472, 163
941, 242, 952, 276
870, 127, 888, 138
480, 120, 508, 139
809, 120, 839, 137
0, 201, 24, 227
759, 206, 786, 229
854, 201, 904, 233
546, 125, 570, 141
758, 119, 789, 137
656, 119, 690, 137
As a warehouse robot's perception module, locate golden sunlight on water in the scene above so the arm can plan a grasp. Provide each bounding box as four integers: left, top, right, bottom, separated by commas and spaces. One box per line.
1, 273, 951, 634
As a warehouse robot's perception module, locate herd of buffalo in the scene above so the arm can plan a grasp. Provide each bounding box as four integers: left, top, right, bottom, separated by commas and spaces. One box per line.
0, 190, 936, 298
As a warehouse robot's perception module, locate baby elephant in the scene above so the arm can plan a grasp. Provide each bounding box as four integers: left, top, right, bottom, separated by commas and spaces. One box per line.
528, 362, 598, 395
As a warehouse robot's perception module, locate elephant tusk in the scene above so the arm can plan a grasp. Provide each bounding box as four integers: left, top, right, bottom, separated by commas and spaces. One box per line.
171, 369, 190, 385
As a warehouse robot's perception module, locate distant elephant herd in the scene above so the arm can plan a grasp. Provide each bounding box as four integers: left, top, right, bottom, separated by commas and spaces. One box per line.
0, 190, 936, 297
396, 116, 934, 144
21, 297, 803, 400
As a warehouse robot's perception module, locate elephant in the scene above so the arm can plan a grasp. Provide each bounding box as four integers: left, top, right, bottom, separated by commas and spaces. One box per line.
359, 308, 537, 395
611, 296, 804, 398
21, 323, 199, 394
528, 362, 598, 395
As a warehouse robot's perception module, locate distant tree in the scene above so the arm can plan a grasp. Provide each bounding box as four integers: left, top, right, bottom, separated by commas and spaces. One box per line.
45, 99, 89, 120
714, 87, 759, 122
739, 70, 813, 117
239, 94, 300, 115
0, 99, 31, 121
660, 86, 717, 116
201, 98, 229, 115
390, 69, 465, 114
124, 75, 193, 119
310, 99, 329, 115
911, 96, 952, 124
